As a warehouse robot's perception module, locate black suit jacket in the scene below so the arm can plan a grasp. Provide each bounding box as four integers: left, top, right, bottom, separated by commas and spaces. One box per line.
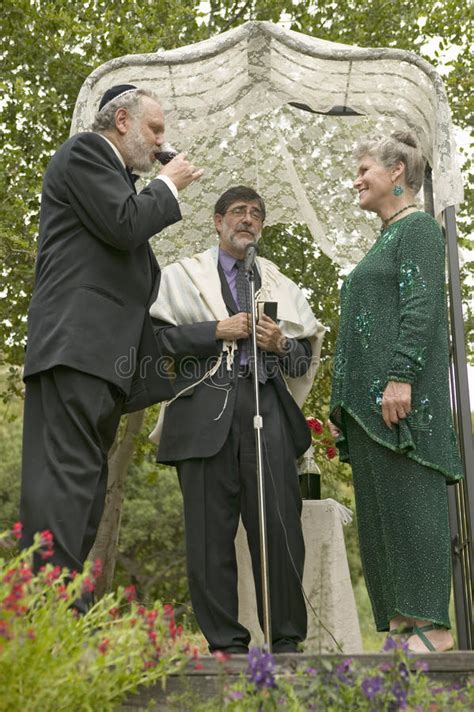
24, 131, 178, 411
154, 264, 312, 462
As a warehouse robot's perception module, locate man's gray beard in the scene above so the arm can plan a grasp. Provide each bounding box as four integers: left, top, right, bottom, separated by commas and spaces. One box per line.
123, 123, 154, 174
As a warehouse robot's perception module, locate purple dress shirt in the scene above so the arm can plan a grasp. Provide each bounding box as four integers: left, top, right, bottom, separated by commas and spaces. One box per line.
218, 248, 240, 307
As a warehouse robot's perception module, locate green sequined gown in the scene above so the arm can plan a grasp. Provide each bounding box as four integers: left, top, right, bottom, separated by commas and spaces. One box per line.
330, 211, 463, 631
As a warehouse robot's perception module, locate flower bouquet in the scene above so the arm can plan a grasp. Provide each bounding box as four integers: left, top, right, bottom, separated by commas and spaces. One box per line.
297, 417, 338, 499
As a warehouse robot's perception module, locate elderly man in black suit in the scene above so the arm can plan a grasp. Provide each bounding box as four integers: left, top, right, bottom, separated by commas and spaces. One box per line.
20, 84, 203, 580
150, 186, 325, 653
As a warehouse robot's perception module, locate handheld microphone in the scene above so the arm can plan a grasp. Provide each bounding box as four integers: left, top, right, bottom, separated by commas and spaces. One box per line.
244, 242, 258, 273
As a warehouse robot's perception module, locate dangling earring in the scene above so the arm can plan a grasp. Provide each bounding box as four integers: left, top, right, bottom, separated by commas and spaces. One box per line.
393, 184, 404, 197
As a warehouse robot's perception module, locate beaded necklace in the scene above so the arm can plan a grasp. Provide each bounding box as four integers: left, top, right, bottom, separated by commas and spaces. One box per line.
381, 203, 416, 232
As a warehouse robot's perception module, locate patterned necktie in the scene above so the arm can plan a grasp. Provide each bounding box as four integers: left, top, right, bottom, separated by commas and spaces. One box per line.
235, 260, 266, 383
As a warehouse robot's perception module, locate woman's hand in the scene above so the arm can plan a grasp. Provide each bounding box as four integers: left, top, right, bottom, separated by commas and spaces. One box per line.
327, 419, 341, 439
381, 381, 412, 429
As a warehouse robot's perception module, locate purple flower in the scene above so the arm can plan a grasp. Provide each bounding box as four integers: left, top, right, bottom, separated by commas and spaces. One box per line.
383, 636, 409, 653
335, 658, 352, 676
361, 676, 383, 700
305, 666, 317, 676
413, 659, 429, 673
383, 636, 398, 651
391, 681, 408, 709
246, 647, 277, 690
228, 690, 244, 700
335, 657, 353, 684
398, 662, 409, 680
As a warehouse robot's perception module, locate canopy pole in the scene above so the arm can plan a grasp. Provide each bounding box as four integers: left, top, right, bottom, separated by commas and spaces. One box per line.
424, 166, 473, 648
423, 170, 474, 650
443, 203, 474, 649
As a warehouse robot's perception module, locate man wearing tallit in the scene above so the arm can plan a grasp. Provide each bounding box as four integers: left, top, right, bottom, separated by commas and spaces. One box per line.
150, 186, 324, 653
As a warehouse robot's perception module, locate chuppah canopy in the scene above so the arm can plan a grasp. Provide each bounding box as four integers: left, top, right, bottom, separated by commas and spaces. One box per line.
71, 20, 463, 270
71, 21, 472, 649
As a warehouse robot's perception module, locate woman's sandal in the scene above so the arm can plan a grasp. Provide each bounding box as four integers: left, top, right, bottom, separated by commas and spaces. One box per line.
389, 624, 413, 639
407, 624, 454, 653
383, 624, 413, 649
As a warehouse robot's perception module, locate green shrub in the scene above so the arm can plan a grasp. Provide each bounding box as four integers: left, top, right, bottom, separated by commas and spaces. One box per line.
115, 460, 190, 615
0, 525, 195, 712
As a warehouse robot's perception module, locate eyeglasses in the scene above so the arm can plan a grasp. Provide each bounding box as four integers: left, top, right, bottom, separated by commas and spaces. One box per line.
225, 205, 264, 222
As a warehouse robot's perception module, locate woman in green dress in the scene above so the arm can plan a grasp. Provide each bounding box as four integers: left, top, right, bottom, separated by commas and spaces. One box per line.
329, 130, 463, 653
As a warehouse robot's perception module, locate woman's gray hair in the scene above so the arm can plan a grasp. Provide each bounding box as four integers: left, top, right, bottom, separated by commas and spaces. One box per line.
354, 130, 426, 194
91, 88, 160, 133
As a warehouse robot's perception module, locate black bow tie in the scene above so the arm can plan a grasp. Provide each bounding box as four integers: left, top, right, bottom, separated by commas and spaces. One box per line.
125, 167, 140, 185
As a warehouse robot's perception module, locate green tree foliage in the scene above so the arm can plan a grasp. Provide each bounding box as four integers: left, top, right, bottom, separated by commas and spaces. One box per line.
1, 0, 472, 388
0, 388, 22, 531
114, 460, 189, 612
259, 224, 341, 415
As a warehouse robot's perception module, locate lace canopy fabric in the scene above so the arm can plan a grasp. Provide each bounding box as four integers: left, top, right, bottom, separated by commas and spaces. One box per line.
71, 21, 463, 270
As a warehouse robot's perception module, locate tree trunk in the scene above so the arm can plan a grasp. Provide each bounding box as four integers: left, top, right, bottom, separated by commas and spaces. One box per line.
88, 410, 145, 598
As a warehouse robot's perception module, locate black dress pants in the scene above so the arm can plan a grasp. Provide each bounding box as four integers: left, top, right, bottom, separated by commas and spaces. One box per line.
177, 376, 307, 652
20, 366, 124, 573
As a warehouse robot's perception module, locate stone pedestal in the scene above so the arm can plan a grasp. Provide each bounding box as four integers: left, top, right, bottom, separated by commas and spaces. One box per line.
236, 499, 363, 653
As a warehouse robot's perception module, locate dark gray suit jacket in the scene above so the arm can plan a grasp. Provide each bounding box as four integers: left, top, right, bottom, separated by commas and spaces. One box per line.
154, 265, 312, 462
24, 131, 178, 411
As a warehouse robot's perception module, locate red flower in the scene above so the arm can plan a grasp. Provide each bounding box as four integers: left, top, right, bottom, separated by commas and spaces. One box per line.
326, 446, 337, 460
37, 529, 54, 559
163, 603, 174, 619
39, 548, 54, 560
194, 663, 204, 670
27, 628, 35, 640
148, 630, 157, 644
81, 576, 95, 594
98, 638, 110, 654
44, 566, 62, 585
39, 530, 54, 547
109, 607, 119, 618
3, 568, 16, 584
91, 559, 103, 579
57, 585, 69, 601
10, 582, 25, 600
213, 650, 231, 663
3, 594, 19, 611
11, 522, 23, 540
145, 610, 157, 625
124, 585, 136, 603
307, 417, 324, 435
18, 564, 33, 583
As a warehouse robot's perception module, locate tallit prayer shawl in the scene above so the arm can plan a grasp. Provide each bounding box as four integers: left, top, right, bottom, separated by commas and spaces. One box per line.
149, 246, 325, 442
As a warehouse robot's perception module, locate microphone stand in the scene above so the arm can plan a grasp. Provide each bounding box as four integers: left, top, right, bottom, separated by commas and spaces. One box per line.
246, 262, 272, 652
